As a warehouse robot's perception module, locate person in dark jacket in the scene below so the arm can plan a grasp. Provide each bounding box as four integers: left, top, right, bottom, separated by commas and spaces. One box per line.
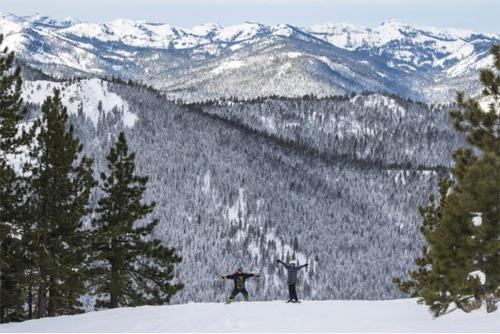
277, 259, 308, 303
221, 267, 260, 303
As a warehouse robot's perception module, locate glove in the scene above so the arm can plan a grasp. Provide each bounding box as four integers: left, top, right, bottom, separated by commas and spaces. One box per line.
276, 259, 281, 264
305, 264, 309, 267
254, 273, 260, 277
221, 275, 226, 280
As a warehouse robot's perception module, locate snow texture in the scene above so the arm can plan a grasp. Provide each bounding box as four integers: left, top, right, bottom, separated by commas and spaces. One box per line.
22, 79, 137, 128
472, 213, 483, 227
469, 270, 486, 285
1, 299, 499, 332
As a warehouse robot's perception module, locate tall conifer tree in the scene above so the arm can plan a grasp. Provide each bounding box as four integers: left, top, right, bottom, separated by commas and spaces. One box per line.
25, 89, 95, 317
0, 33, 28, 323
90, 132, 183, 309
395, 45, 500, 316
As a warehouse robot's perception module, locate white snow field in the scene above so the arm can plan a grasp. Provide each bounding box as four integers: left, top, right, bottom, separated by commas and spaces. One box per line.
1, 299, 499, 333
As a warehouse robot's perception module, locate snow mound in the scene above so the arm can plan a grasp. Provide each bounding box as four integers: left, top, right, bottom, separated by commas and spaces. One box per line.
1, 299, 499, 332
472, 212, 483, 227
469, 270, 486, 285
22, 79, 137, 128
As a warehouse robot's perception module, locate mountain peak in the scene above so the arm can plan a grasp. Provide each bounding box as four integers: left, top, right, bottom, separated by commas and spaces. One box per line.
380, 18, 406, 27
187, 22, 221, 36
23, 13, 77, 27
271, 24, 296, 37
1, 11, 498, 103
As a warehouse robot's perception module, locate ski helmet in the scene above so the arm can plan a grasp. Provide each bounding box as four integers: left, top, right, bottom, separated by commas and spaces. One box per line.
289, 259, 297, 265
237, 266, 243, 272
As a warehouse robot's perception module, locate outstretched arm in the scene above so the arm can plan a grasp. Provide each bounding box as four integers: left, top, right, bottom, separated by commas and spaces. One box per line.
299, 264, 309, 270
277, 260, 290, 269
222, 274, 236, 280
244, 273, 260, 279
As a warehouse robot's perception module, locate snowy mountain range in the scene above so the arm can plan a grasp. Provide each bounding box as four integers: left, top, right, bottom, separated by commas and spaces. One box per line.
1, 13, 498, 102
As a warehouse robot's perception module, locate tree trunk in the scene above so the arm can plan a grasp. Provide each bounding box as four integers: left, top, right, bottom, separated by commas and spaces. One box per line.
110, 239, 118, 309
37, 280, 47, 318
110, 263, 118, 308
38, 182, 50, 319
37, 233, 49, 318
28, 286, 33, 320
0, 271, 5, 323
48, 283, 55, 317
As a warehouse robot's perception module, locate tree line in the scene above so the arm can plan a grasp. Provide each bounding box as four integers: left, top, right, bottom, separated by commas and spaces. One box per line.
0, 35, 183, 323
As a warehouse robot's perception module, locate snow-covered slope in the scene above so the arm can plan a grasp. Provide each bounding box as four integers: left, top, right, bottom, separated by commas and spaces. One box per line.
1, 299, 499, 332
22, 79, 137, 127
1, 12, 498, 102
308, 19, 495, 75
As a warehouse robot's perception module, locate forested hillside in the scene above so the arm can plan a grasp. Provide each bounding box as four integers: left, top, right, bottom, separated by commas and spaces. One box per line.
192, 94, 462, 168
19, 78, 465, 304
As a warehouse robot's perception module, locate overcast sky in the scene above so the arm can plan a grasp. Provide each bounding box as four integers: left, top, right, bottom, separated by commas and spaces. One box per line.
1, 0, 498, 32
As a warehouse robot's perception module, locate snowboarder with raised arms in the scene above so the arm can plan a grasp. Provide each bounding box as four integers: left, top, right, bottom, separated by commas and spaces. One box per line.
221, 267, 260, 304
277, 259, 308, 303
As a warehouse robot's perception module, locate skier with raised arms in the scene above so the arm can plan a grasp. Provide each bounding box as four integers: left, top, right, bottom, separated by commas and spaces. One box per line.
277, 259, 308, 303
221, 267, 260, 304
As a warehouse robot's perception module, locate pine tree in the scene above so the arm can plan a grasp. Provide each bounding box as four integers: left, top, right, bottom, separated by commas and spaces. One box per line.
394, 45, 500, 316
90, 132, 183, 309
0, 33, 29, 323
24, 89, 95, 318
393, 179, 457, 315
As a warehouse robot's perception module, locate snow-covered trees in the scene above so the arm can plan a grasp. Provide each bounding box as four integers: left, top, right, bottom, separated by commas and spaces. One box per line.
395, 45, 500, 316
98, 83, 464, 303
192, 94, 460, 169
89, 132, 183, 308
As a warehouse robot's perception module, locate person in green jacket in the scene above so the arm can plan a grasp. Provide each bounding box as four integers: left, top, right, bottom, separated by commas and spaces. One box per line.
221, 267, 260, 303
